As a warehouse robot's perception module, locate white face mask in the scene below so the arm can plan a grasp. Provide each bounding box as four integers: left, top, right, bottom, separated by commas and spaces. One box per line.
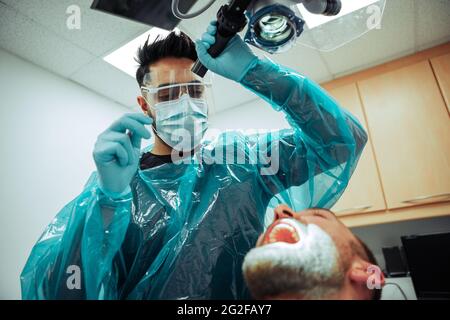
151, 94, 208, 152
242, 221, 344, 299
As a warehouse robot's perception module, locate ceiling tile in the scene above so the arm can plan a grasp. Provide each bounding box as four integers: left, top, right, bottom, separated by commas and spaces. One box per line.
320, 0, 416, 77
1, 0, 150, 57
70, 57, 140, 108
178, 0, 224, 39
415, 0, 450, 50
0, 2, 95, 77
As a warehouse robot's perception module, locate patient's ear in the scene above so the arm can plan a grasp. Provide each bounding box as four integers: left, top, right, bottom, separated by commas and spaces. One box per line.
349, 258, 385, 288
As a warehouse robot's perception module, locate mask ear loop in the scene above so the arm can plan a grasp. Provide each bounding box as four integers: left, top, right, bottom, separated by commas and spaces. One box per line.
142, 70, 171, 146
140, 89, 159, 138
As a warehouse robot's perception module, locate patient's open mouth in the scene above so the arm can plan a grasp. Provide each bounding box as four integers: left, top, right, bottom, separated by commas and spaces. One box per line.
262, 219, 300, 245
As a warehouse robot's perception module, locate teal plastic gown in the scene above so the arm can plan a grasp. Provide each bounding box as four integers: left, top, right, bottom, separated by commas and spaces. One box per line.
21, 58, 367, 299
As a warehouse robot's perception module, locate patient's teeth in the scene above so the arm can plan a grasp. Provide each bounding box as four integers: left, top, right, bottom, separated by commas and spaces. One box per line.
269, 233, 277, 243
267, 223, 300, 244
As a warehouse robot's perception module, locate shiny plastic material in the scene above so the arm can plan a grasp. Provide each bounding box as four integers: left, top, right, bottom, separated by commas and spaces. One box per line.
21, 58, 367, 300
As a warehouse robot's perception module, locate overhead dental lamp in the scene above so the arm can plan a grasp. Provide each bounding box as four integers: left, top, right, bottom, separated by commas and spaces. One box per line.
187, 0, 342, 76
243, 0, 342, 54
91, 0, 386, 76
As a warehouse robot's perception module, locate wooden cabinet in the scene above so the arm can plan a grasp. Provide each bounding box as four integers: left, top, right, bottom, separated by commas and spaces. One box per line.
327, 84, 386, 216
321, 44, 450, 226
358, 60, 450, 210
431, 53, 450, 114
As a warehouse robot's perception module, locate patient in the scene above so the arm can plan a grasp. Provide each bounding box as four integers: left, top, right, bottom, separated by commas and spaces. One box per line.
242, 205, 385, 300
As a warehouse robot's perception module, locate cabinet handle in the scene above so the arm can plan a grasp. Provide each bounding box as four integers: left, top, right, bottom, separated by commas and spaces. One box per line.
402, 193, 450, 204
335, 205, 373, 214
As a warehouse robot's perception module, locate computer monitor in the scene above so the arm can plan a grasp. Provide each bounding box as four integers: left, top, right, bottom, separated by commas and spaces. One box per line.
401, 231, 450, 300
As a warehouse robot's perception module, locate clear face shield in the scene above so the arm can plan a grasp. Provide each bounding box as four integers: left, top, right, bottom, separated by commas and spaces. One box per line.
296, 0, 387, 52
140, 68, 214, 152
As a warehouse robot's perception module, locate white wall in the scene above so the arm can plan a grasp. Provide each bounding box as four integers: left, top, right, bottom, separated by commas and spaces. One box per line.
0, 49, 129, 299
209, 98, 289, 131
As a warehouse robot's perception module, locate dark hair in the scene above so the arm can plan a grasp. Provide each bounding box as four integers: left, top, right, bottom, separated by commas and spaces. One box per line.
135, 31, 198, 87
357, 238, 383, 300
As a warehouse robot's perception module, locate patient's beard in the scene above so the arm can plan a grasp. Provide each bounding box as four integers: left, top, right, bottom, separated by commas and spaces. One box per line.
242, 223, 346, 299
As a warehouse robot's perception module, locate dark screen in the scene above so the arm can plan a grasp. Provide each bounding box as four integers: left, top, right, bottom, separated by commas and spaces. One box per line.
91, 0, 198, 30
401, 232, 450, 300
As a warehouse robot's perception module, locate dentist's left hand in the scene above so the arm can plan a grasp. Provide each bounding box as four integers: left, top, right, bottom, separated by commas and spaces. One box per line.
93, 113, 152, 199
195, 21, 258, 82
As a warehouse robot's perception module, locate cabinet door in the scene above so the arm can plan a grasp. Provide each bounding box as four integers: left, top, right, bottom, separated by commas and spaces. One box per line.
358, 61, 450, 209
328, 84, 386, 216
431, 53, 450, 114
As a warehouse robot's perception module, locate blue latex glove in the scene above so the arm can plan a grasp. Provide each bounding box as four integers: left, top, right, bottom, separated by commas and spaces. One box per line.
195, 21, 258, 82
93, 113, 152, 199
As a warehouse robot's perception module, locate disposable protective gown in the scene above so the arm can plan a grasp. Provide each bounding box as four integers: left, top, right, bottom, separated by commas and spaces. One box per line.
21, 58, 367, 299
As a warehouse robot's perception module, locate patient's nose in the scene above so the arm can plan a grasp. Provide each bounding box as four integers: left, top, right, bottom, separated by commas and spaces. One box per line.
274, 205, 295, 221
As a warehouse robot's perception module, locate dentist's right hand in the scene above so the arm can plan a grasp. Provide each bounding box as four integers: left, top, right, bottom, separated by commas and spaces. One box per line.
93, 113, 152, 199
